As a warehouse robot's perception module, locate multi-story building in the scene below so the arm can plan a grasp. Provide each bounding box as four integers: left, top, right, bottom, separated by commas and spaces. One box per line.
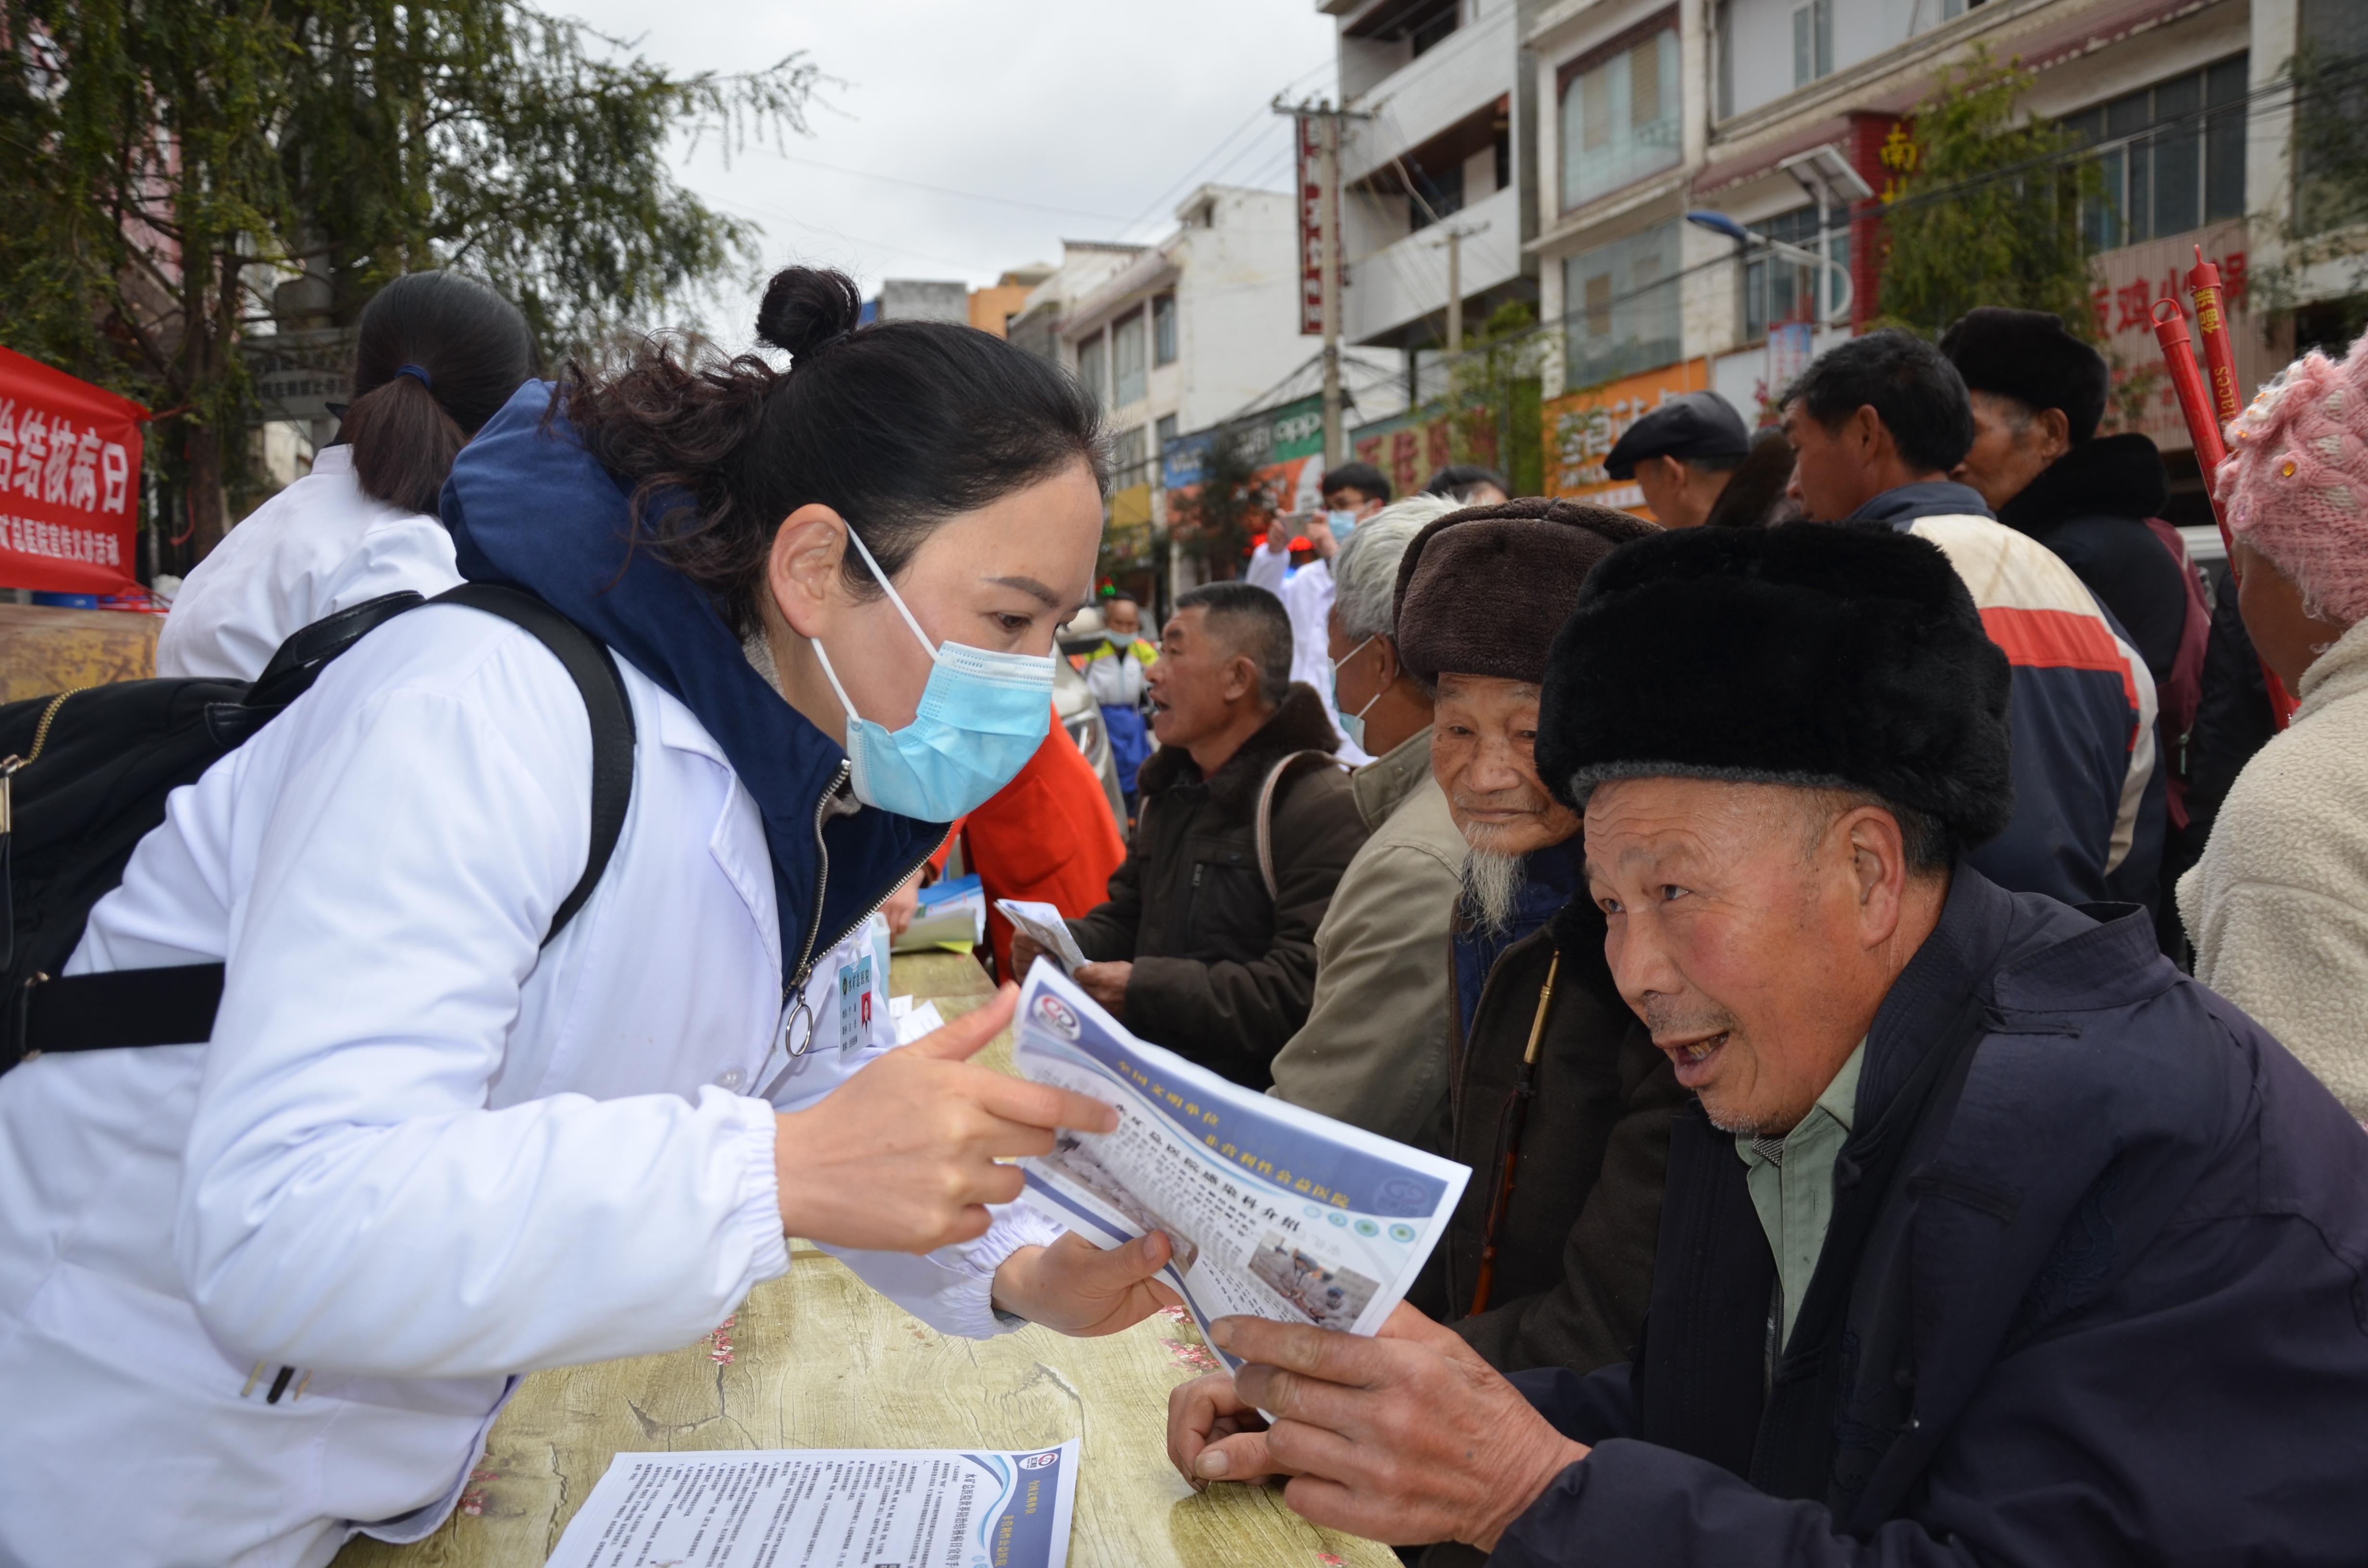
1524, 0, 2363, 520
1325, 0, 1538, 392
1042, 185, 1318, 502
1005, 187, 1325, 602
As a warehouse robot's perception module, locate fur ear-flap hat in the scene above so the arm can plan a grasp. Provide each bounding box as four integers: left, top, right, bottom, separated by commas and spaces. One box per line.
1535, 522, 2015, 848
1394, 497, 1659, 686
1939, 306, 2110, 443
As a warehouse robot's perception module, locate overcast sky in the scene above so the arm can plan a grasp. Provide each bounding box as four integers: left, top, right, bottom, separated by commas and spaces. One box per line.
557, 0, 1342, 345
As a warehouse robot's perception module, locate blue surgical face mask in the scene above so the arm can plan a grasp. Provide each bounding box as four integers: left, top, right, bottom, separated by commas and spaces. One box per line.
1326, 508, 1359, 542
1105, 628, 1134, 648
809, 527, 1056, 821
1329, 634, 1382, 752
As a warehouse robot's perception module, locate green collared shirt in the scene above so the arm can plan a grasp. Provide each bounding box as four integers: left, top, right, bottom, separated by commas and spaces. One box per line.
1737, 1041, 1865, 1352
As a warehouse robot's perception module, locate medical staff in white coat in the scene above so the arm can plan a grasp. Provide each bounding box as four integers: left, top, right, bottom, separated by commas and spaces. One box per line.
1244, 461, 1392, 764
0, 265, 1180, 1568
157, 271, 542, 680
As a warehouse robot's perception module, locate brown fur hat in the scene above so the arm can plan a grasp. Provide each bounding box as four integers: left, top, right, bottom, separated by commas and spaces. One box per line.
1392, 497, 1658, 685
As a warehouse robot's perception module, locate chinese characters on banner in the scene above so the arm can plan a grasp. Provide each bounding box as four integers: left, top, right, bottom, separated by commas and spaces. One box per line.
0, 345, 146, 596
1348, 405, 1497, 501
1540, 358, 1712, 516
1296, 115, 1325, 337
2089, 220, 2284, 454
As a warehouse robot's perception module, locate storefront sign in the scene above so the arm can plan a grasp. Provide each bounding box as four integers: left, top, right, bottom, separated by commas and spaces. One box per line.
2088, 220, 2281, 454
1541, 358, 1710, 513
1296, 116, 1325, 336
243, 327, 358, 424
0, 346, 145, 596
1162, 393, 1326, 497
1349, 405, 1500, 502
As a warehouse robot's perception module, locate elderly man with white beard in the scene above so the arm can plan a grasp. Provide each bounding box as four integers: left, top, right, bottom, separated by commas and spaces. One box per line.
1377, 502, 1686, 1451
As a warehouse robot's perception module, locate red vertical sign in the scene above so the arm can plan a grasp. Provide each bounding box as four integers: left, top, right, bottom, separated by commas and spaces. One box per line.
0, 346, 146, 595
1296, 114, 1325, 337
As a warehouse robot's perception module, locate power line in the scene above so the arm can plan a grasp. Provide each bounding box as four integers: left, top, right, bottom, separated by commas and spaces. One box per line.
1115, 54, 1337, 238
754, 150, 1138, 223
703, 191, 1005, 278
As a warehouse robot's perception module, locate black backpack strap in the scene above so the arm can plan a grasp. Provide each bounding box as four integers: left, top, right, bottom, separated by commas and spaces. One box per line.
12, 585, 635, 1061
430, 582, 636, 940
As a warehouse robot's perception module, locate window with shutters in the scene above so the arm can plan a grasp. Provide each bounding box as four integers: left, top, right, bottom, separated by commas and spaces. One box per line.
1563, 220, 1683, 389
1076, 332, 1107, 410
1559, 17, 1682, 212
1112, 309, 1147, 406
1152, 294, 1178, 366
2062, 56, 2248, 250
1791, 0, 1831, 89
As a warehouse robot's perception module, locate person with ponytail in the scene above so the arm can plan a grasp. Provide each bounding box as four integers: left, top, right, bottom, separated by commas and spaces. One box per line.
0, 267, 1182, 1568
155, 270, 540, 679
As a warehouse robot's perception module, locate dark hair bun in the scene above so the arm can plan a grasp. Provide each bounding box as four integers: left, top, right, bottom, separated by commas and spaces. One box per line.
756, 267, 864, 359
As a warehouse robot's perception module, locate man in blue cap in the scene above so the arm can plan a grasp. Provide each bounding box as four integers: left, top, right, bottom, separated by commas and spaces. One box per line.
1602, 392, 1750, 528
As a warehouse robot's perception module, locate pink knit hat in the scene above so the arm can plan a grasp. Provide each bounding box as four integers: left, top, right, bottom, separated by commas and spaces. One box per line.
2216, 325, 2368, 625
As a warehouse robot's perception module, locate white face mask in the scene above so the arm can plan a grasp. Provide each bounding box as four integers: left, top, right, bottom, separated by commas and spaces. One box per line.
1329, 634, 1382, 751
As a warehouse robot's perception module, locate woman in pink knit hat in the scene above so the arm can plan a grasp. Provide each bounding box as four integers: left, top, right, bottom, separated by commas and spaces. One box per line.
2178, 327, 2368, 1124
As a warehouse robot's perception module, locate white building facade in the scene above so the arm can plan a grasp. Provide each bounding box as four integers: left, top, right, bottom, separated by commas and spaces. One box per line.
1523, 0, 2363, 514
1324, 0, 1539, 384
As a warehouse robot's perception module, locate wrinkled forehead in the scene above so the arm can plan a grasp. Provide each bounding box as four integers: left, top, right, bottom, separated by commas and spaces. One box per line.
1581, 775, 1816, 877
1433, 671, 1541, 717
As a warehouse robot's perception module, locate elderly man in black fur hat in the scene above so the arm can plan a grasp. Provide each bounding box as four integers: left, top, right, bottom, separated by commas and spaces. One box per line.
1165, 523, 2368, 1566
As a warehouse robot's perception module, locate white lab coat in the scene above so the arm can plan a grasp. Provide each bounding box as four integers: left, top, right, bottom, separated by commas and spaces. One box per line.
1244, 544, 1370, 765
155, 445, 463, 680
0, 604, 1054, 1568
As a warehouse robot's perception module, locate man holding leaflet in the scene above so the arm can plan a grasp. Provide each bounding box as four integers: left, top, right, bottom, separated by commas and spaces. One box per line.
1167, 524, 2368, 1565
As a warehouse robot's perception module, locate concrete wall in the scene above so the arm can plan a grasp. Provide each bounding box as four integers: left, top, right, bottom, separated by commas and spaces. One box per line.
877, 279, 970, 323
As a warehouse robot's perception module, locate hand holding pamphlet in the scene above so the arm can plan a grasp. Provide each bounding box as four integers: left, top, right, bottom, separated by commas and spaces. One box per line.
1010, 964, 1468, 1370
996, 898, 1089, 974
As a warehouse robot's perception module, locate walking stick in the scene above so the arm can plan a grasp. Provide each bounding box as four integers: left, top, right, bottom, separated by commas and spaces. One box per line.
1469, 949, 1559, 1317
2150, 266, 2295, 730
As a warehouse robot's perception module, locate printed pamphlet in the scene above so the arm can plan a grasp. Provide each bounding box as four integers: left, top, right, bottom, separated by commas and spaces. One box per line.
1011, 965, 1468, 1369
543, 1440, 1079, 1568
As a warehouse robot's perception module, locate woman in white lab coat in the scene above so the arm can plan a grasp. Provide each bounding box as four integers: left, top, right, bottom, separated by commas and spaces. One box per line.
155, 270, 540, 679
0, 267, 1176, 1568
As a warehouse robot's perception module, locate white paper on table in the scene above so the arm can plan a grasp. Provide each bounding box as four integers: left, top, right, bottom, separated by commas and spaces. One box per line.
893, 998, 947, 1046
543, 1439, 1080, 1568
889, 994, 915, 1022
1009, 967, 1469, 1375
993, 899, 1089, 974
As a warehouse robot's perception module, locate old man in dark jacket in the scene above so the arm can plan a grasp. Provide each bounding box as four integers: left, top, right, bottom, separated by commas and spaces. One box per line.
1033, 582, 1366, 1089
1388, 499, 1683, 1384
1167, 523, 2368, 1565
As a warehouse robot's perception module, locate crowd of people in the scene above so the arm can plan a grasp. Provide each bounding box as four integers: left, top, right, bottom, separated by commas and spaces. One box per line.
4, 258, 2367, 1567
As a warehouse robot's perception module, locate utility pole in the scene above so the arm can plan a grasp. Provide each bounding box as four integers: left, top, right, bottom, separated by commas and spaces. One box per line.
1436, 220, 1491, 353
1277, 94, 1372, 469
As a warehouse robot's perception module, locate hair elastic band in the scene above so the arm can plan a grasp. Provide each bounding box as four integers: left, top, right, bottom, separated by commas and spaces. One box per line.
395, 363, 434, 391
797, 330, 853, 366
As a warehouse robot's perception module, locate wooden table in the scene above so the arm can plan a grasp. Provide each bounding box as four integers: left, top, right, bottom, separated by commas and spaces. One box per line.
336, 951, 1394, 1568
0, 601, 160, 702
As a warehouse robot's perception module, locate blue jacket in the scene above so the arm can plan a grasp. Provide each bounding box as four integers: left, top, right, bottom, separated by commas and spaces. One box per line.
1492, 867, 2368, 1566
1849, 485, 2167, 912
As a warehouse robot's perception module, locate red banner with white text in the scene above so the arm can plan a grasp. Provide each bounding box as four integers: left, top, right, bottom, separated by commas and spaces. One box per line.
0, 345, 146, 595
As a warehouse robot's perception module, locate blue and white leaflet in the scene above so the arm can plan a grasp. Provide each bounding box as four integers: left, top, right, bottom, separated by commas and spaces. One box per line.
1011, 965, 1470, 1370
543, 1440, 1081, 1568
